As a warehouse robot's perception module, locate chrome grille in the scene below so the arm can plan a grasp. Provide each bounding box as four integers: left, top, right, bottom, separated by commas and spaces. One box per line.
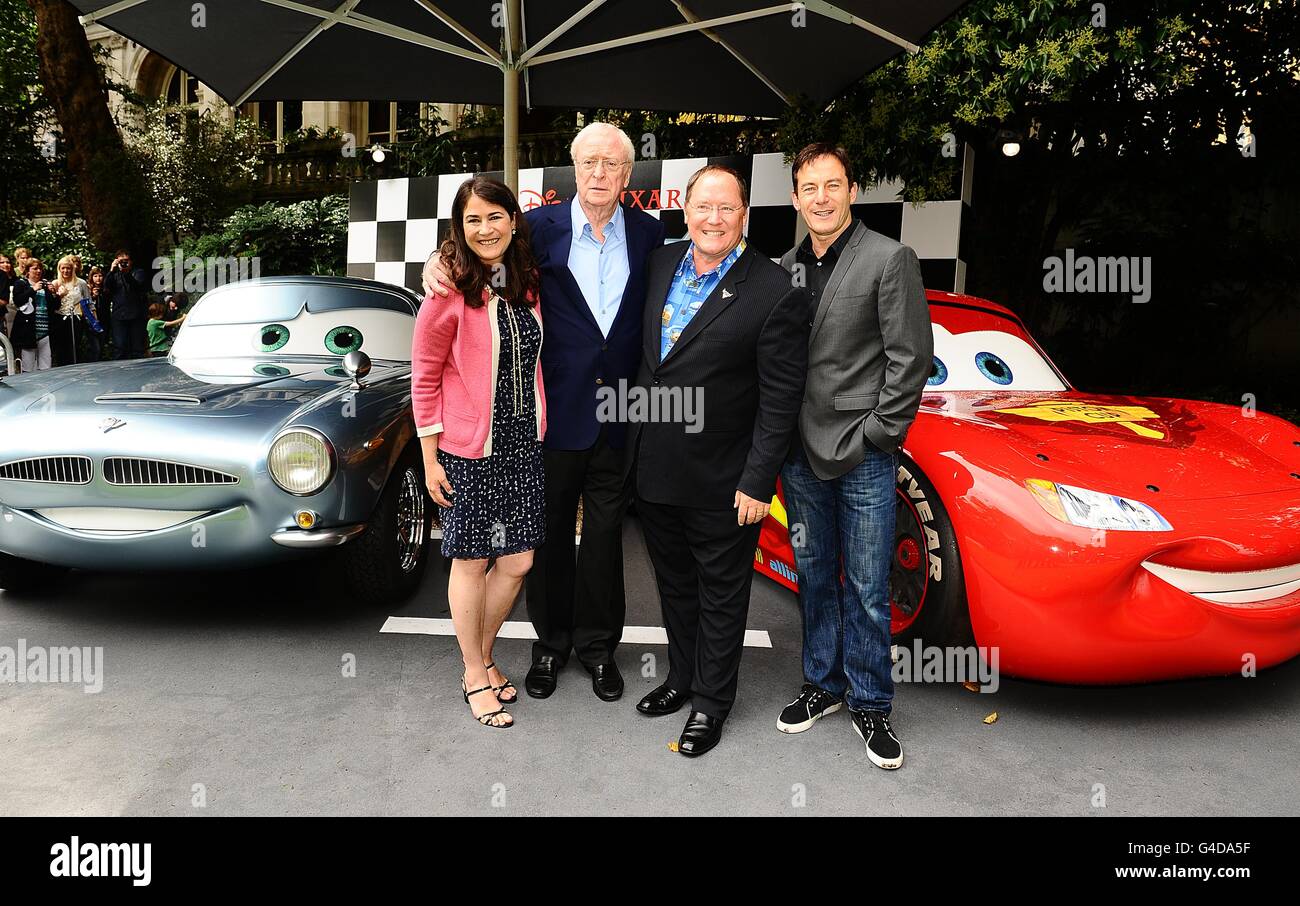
102, 458, 239, 486
0, 456, 93, 484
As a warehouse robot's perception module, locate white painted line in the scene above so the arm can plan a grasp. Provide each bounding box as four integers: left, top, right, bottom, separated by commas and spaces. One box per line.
381, 617, 772, 649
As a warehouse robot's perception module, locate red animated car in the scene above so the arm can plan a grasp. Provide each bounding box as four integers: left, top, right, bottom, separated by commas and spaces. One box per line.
756, 291, 1300, 683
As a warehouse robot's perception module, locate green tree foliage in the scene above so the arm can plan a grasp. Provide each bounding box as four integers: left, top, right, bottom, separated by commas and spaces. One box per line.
189, 195, 348, 277
778, 0, 1208, 203
0, 0, 68, 238
124, 102, 262, 242
1, 217, 97, 266
585, 110, 779, 161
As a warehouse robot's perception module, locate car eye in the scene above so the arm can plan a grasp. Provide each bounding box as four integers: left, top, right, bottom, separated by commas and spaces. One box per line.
927, 356, 948, 386
254, 363, 290, 377
258, 324, 290, 352
975, 351, 1014, 385
325, 325, 363, 355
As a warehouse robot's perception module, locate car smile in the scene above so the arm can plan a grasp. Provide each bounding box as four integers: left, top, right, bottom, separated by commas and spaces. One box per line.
1142, 560, 1300, 605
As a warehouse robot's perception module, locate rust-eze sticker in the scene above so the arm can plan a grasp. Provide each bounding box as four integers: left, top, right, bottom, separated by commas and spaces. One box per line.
997, 399, 1165, 439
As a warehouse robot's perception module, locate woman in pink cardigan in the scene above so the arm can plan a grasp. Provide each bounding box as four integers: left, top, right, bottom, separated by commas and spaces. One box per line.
411, 176, 546, 729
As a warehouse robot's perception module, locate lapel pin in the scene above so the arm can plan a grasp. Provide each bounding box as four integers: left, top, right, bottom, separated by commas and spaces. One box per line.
722, 288, 733, 299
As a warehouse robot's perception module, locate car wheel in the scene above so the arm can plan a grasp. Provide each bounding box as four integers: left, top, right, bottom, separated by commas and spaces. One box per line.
890, 456, 974, 647
338, 446, 432, 606
0, 552, 69, 594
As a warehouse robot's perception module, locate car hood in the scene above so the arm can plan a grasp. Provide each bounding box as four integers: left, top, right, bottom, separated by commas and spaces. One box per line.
7, 356, 408, 419
919, 390, 1300, 501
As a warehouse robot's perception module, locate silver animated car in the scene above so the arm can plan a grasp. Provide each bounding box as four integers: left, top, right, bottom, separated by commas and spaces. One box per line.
0, 276, 433, 604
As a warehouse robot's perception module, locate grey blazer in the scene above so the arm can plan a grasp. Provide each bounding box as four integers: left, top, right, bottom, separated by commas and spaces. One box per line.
780, 221, 933, 480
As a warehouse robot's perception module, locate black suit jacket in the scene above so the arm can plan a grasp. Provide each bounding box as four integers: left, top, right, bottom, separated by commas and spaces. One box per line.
104, 266, 150, 322
627, 241, 809, 509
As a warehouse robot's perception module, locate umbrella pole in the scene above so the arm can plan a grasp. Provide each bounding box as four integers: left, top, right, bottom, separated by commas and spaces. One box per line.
503, 0, 522, 193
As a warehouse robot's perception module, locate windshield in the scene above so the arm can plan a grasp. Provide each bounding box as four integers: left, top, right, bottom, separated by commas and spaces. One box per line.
172, 282, 416, 362
926, 324, 1067, 392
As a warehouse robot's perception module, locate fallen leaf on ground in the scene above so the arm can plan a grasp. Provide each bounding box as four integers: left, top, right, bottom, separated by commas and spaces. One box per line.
668, 741, 679, 752
983, 711, 999, 725
962, 681, 980, 693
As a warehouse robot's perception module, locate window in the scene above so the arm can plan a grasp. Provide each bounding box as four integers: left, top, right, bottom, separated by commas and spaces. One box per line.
164, 68, 199, 105
365, 102, 423, 146
240, 100, 305, 152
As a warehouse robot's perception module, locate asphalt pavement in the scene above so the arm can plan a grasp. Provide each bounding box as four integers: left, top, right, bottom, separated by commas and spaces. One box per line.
2, 518, 1297, 816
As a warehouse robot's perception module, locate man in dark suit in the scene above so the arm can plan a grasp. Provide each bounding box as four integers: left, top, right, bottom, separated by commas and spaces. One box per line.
773, 144, 933, 771
628, 165, 808, 757
424, 123, 665, 702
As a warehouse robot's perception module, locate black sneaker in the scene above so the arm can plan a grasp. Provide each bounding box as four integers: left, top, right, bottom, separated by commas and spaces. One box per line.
776, 683, 842, 734
850, 708, 903, 770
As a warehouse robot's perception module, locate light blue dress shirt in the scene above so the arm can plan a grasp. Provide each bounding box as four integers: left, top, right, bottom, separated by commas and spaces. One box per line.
567, 196, 630, 338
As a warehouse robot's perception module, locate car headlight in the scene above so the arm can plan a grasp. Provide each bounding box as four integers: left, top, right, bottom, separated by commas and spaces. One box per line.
1025, 479, 1172, 531
269, 428, 334, 496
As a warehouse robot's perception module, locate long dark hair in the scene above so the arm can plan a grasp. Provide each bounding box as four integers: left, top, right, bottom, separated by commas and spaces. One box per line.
439, 176, 538, 308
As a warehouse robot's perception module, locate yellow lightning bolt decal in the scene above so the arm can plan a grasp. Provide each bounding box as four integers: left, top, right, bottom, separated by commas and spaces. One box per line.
768, 494, 788, 528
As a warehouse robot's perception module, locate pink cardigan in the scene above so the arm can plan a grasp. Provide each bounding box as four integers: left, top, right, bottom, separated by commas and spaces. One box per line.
411, 288, 546, 459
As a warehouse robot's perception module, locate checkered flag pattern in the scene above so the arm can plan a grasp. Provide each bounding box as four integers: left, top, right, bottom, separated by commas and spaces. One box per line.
347, 149, 972, 294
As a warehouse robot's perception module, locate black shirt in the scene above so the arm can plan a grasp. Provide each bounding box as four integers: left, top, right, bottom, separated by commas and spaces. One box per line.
789, 220, 884, 458
794, 220, 858, 325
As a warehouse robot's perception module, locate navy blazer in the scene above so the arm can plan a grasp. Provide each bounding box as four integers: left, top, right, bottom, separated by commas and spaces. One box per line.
525, 199, 666, 450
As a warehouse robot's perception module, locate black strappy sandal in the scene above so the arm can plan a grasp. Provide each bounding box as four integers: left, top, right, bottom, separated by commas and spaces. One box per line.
485, 661, 518, 704
462, 676, 513, 728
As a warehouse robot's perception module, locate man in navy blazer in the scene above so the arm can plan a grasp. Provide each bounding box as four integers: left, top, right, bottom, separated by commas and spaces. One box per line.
425, 122, 665, 702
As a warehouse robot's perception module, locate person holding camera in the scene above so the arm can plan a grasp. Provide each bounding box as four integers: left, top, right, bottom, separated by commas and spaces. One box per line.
105, 249, 149, 359
10, 259, 58, 372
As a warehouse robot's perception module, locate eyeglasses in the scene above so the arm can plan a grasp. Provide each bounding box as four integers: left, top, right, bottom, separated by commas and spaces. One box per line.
688, 203, 744, 218
578, 158, 629, 173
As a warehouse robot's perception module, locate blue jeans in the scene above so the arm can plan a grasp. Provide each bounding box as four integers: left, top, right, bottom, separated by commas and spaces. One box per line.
780, 444, 897, 713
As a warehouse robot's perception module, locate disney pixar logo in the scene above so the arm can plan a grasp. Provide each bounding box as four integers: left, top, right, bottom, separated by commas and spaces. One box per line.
520, 187, 684, 212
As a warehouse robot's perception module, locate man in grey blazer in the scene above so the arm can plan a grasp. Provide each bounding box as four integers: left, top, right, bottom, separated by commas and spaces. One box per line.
774, 143, 933, 770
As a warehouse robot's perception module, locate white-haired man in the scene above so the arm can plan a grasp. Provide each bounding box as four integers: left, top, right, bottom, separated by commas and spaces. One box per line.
424, 122, 665, 702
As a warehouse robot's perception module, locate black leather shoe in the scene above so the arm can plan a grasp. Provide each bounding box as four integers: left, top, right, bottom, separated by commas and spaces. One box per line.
525, 655, 559, 699
587, 662, 624, 701
678, 711, 724, 758
637, 684, 689, 716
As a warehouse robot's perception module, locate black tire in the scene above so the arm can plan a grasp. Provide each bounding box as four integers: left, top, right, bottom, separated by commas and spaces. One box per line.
338, 446, 433, 606
0, 552, 69, 594
890, 456, 974, 647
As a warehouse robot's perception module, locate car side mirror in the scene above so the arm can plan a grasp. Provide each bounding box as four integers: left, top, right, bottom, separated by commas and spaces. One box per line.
343, 350, 371, 390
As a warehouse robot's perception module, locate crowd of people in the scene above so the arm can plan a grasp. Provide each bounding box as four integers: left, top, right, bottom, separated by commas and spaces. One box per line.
413, 122, 932, 768
0, 246, 189, 373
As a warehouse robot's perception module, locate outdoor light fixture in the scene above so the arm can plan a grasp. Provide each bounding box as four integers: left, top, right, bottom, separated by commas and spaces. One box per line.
995, 128, 1024, 157
369, 144, 387, 163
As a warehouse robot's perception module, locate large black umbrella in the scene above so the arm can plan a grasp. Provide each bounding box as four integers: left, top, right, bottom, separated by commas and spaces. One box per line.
72, 0, 967, 188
